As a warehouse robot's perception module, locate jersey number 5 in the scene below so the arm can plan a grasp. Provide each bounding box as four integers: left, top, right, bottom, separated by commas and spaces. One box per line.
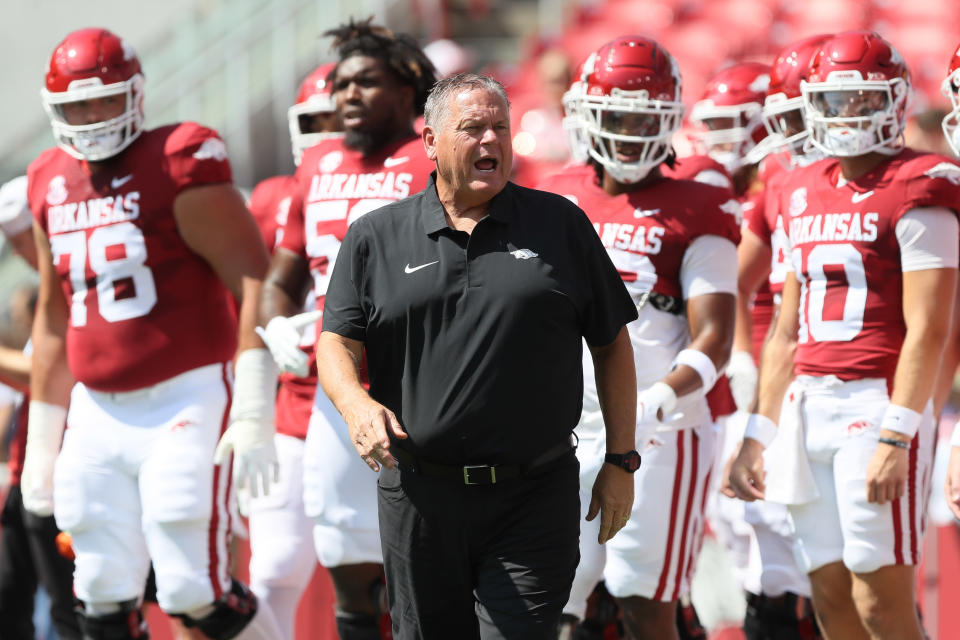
50, 222, 158, 327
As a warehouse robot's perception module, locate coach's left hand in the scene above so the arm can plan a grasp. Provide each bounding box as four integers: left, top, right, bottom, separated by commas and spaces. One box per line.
587, 463, 634, 544
866, 431, 909, 504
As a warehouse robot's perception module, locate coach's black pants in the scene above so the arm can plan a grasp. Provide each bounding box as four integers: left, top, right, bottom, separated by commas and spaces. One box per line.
0, 484, 81, 639
378, 450, 580, 640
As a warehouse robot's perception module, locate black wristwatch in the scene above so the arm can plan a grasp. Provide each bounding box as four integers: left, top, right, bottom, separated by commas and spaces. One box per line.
604, 450, 641, 473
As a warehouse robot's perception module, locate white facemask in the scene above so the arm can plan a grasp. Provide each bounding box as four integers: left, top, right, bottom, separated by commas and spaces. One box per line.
823, 126, 877, 156
709, 150, 741, 175
73, 130, 125, 159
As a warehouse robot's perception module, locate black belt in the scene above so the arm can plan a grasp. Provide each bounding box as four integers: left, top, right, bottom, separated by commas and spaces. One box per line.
391, 437, 575, 485
637, 290, 684, 315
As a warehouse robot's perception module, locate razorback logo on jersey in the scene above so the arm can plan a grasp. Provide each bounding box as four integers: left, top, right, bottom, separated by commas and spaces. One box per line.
593, 222, 666, 254
48, 193, 141, 234
306, 171, 415, 201
319, 150, 344, 173
789, 187, 807, 217
719, 198, 742, 224
788, 211, 879, 245
47, 175, 68, 205
924, 162, 960, 186
192, 138, 228, 161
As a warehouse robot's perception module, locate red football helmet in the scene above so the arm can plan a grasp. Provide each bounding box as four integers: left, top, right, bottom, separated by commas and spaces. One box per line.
41, 28, 145, 161
689, 62, 771, 173
941, 42, 960, 156
574, 35, 684, 183
762, 34, 831, 160
287, 62, 342, 165
801, 31, 909, 157
561, 56, 590, 163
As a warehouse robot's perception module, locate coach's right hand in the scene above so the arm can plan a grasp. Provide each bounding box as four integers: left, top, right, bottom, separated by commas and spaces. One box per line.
341, 395, 408, 472
21, 401, 68, 516
587, 462, 634, 544
256, 311, 322, 377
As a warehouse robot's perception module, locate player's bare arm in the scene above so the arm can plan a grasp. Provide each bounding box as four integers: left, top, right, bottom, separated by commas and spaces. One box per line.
728, 271, 801, 501
22, 221, 74, 516
733, 229, 772, 354
869, 265, 957, 504
173, 182, 269, 352
664, 291, 736, 397
316, 331, 407, 472
587, 326, 637, 545
257, 247, 319, 376
0, 346, 30, 392
175, 183, 281, 497
29, 222, 74, 406
730, 228, 771, 408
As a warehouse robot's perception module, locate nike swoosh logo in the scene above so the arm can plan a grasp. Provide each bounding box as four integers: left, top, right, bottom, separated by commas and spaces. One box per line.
384, 156, 409, 168
851, 190, 874, 203
111, 174, 133, 189
405, 261, 438, 274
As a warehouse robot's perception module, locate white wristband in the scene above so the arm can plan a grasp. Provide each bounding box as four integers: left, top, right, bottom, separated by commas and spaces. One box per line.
672, 348, 718, 392
26, 401, 67, 458
744, 413, 777, 448
231, 348, 278, 423
880, 403, 922, 439
951, 420, 960, 448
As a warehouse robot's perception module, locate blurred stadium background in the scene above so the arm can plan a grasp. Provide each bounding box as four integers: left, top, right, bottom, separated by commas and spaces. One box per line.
2, 1, 960, 638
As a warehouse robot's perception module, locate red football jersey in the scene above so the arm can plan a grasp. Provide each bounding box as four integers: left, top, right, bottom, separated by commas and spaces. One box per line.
539, 165, 740, 421
666, 154, 738, 417
664, 154, 733, 190
249, 174, 316, 439
28, 123, 238, 392
249, 174, 297, 254
279, 135, 434, 312
779, 149, 960, 382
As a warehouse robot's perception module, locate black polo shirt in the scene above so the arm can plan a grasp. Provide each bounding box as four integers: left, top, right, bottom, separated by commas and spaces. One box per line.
322, 173, 637, 466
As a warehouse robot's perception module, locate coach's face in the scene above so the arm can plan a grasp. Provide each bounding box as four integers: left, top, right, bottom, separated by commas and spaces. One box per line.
426, 88, 512, 205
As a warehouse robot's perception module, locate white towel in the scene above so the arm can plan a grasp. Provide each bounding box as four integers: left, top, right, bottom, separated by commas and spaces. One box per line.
763, 382, 820, 505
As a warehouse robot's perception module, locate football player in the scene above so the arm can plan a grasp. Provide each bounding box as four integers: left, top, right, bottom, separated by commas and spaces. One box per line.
721, 35, 832, 640
256, 18, 436, 640
540, 35, 739, 640
244, 62, 341, 639
939, 43, 960, 523
730, 31, 960, 640
21, 28, 282, 639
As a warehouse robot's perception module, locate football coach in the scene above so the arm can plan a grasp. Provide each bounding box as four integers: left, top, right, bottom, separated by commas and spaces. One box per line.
316, 72, 639, 639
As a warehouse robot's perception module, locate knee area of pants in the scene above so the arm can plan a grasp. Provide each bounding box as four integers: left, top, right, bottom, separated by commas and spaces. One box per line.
75, 556, 142, 603
154, 570, 214, 615
249, 550, 313, 588
842, 550, 885, 575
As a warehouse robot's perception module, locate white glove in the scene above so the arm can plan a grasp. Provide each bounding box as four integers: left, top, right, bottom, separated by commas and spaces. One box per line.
255, 310, 323, 377
726, 350, 758, 412
635, 382, 678, 449
215, 349, 279, 499
21, 401, 67, 517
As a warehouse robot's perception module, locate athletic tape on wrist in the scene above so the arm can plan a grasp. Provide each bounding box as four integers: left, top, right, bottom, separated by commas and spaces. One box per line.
26, 401, 67, 458
231, 348, 278, 422
672, 348, 718, 392
744, 414, 777, 448
880, 403, 921, 439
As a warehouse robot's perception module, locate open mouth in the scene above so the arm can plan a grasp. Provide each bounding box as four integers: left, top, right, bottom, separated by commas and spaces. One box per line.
474, 157, 498, 172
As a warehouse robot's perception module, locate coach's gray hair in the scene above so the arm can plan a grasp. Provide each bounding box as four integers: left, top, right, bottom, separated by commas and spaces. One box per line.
423, 72, 510, 130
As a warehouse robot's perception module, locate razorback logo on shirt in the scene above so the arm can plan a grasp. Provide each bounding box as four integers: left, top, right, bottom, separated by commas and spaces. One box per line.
306, 171, 414, 202
192, 138, 228, 161
48, 192, 141, 234
593, 222, 666, 254
924, 162, 960, 185
788, 211, 879, 245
